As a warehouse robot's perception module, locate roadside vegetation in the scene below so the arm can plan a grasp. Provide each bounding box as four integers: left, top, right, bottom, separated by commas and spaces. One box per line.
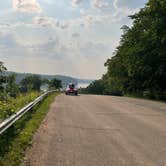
0, 92, 40, 119
0, 62, 61, 166
0, 62, 62, 119
0, 92, 58, 166
82, 0, 166, 100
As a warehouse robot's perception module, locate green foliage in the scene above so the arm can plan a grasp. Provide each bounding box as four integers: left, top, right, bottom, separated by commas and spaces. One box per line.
81, 80, 105, 95
85, 0, 166, 100
0, 62, 7, 72
0, 63, 19, 100
20, 75, 42, 93
0, 92, 40, 119
0, 92, 58, 166
0, 62, 62, 120
0, 62, 7, 99
49, 78, 62, 90
6, 74, 19, 98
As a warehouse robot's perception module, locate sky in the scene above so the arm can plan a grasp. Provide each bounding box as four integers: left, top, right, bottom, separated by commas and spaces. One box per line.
0, 0, 148, 79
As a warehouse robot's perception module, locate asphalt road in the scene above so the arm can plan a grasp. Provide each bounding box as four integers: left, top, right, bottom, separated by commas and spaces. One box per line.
25, 94, 166, 166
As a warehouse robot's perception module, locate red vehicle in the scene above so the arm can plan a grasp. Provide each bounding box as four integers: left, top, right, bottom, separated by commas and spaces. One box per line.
65, 83, 78, 95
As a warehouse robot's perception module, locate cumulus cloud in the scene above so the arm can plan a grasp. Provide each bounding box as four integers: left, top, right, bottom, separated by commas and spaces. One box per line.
0, 22, 14, 37
0, 0, 147, 78
60, 22, 69, 29
32, 16, 69, 29
0, 34, 17, 49
71, 0, 83, 7
32, 38, 56, 48
113, 0, 145, 10
91, 0, 110, 9
41, 0, 54, 4
0, 23, 10, 28
72, 33, 80, 38
13, 0, 42, 13
28, 37, 59, 53
33, 16, 59, 27
68, 14, 102, 28
79, 41, 110, 57
68, 11, 130, 28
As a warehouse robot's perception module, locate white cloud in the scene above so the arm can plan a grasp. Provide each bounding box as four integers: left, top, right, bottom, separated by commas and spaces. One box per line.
13, 0, 42, 13
72, 33, 80, 38
113, 0, 144, 10
0, 0, 147, 78
80, 41, 110, 57
68, 11, 132, 28
71, 0, 83, 7
91, 0, 110, 9
19, 37, 58, 51
60, 22, 69, 29
40, 0, 54, 4
0, 23, 11, 36
33, 16, 59, 27
32, 16, 69, 29
0, 33, 17, 49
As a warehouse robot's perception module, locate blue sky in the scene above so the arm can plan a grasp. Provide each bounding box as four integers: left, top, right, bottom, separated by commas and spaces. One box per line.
0, 0, 148, 79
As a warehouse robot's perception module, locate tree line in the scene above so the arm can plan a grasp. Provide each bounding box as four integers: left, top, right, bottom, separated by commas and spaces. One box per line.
82, 0, 166, 100
0, 62, 62, 100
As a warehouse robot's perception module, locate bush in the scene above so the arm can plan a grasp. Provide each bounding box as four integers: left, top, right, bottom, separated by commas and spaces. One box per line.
0, 92, 40, 119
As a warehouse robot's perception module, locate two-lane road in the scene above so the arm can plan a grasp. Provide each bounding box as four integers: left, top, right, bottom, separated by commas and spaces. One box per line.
25, 94, 166, 166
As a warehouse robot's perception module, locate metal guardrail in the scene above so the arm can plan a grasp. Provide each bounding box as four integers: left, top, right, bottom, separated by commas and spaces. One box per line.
0, 90, 56, 135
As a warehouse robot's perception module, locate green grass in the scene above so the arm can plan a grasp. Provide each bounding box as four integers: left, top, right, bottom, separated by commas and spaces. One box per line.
0, 92, 41, 119
0, 92, 58, 166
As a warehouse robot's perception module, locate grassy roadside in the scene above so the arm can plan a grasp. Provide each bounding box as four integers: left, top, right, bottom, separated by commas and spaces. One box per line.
0, 92, 58, 166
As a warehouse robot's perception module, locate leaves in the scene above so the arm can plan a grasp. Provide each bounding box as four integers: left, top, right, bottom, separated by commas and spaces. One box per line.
85, 0, 166, 99
0, 92, 40, 119
104, 0, 166, 98
49, 78, 62, 90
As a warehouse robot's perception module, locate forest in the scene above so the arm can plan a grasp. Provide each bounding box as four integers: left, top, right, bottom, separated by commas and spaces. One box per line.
83, 0, 166, 100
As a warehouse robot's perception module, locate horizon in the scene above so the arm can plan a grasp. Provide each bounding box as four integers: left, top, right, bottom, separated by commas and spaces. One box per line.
0, 0, 148, 78
6, 70, 95, 80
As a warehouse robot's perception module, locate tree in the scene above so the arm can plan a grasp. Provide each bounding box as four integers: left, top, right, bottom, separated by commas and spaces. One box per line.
0, 61, 7, 72
84, 80, 105, 95
103, 0, 166, 99
0, 62, 7, 99
19, 77, 30, 93
31, 75, 43, 92
6, 74, 19, 98
49, 78, 62, 90
85, 0, 166, 99
20, 75, 42, 93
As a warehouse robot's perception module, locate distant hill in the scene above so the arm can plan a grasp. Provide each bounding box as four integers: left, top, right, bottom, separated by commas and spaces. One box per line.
4, 71, 93, 88
76, 78, 94, 84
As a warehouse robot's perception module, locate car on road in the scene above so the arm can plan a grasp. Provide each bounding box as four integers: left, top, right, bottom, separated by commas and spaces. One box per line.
65, 83, 78, 95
